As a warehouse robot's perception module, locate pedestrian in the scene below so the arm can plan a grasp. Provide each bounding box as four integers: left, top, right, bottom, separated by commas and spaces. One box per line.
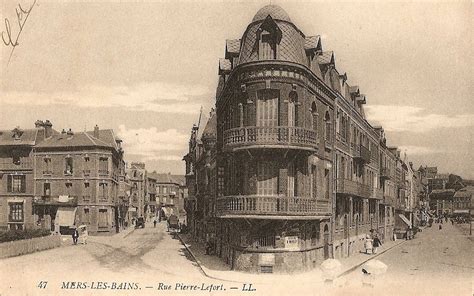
81, 227, 88, 245
153, 218, 157, 228
364, 234, 373, 255
373, 234, 382, 254
439, 224, 442, 230
72, 228, 79, 245
450, 218, 454, 225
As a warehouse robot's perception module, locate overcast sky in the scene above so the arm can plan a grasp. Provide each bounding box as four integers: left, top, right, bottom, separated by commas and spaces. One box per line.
1, 0, 472, 178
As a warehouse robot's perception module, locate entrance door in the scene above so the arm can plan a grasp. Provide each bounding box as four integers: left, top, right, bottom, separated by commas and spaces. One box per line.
323, 224, 330, 259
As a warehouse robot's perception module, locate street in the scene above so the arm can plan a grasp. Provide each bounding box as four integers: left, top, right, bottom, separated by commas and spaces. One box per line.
0, 222, 216, 296
338, 221, 473, 296
0, 221, 472, 296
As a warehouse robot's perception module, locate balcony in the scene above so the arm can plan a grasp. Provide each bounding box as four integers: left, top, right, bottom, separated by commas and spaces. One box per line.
216, 195, 331, 218
223, 126, 318, 151
0, 159, 33, 171
98, 169, 109, 176
336, 178, 371, 198
33, 196, 78, 206
372, 188, 384, 200
380, 168, 392, 180
353, 145, 370, 163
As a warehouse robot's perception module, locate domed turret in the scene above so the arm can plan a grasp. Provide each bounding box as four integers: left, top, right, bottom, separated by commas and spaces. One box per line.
252, 5, 291, 23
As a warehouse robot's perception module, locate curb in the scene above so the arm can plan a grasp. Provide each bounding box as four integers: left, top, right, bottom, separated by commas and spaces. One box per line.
336, 239, 407, 278
122, 227, 136, 239
175, 233, 242, 284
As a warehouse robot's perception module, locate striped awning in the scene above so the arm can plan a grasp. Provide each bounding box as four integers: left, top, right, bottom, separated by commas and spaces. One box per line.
56, 207, 77, 226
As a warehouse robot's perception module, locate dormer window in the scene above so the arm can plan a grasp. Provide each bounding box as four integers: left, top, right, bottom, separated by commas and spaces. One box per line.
257, 16, 282, 60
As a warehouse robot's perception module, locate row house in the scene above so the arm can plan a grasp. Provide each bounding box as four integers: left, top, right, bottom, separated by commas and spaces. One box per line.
0, 122, 50, 230
154, 173, 187, 220
184, 111, 217, 241
185, 4, 429, 273
33, 124, 125, 235
127, 162, 147, 219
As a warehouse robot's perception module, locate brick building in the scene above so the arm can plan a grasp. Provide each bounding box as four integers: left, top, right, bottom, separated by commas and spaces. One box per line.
127, 162, 147, 220
33, 124, 125, 235
0, 122, 50, 230
154, 173, 187, 220
184, 4, 426, 273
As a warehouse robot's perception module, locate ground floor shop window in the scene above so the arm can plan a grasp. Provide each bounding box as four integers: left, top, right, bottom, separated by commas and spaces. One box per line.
8, 202, 24, 230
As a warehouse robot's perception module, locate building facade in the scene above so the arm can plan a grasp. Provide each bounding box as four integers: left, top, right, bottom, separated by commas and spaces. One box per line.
33, 124, 125, 235
0, 122, 50, 230
184, 4, 430, 273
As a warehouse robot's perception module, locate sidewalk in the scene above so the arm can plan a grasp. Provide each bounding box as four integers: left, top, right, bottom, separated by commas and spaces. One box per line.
177, 233, 407, 285
59, 225, 137, 247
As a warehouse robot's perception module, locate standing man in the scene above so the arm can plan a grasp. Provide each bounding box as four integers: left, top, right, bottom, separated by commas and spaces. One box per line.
153, 218, 157, 228
72, 228, 79, 245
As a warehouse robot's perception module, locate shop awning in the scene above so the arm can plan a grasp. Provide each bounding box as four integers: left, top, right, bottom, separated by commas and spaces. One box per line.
453, 209, 469, 214
398, 214, 412, 228
56, 207, 77, 226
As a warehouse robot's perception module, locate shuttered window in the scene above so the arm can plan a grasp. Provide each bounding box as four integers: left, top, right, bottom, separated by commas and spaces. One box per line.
7, 175, 26, 193
257, 90, 279, 127
257, 161, 278, 196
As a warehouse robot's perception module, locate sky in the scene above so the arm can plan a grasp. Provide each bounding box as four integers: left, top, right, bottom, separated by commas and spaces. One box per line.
0, 0, 472, 178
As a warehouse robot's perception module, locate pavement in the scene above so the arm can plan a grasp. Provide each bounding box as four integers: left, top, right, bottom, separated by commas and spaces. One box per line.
1, 220, 471, 296
177, 232, 407, 285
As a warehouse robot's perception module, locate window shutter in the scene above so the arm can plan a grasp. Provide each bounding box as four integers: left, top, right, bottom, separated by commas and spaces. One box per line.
7, 175, 12, 192
21, 176, 26, 193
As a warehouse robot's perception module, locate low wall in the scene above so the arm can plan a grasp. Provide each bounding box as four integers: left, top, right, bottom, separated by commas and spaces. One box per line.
0, 235, 61, 259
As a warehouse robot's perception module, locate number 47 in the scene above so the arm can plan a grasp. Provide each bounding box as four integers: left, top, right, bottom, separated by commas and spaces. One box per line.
37, 281, 48, 289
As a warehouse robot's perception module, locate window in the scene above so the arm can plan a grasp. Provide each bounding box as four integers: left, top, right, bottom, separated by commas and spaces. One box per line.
311, 102, 318, 131
9, 202, 23, 222
324, 169, 330, 199
325, 111, 331, 142
288, 91, 298, 127
99, 182, 108, 200
310, 165, 317, 198
311, 223, 320, 246
99, 157, 108, 175
217, 167, 224, 197
65, 182, 73, 195
259, 31, 276, 60
84, 156, 90, 162
287, 161, 296, 197
163, 187, 168, 194
84, 208, 91, 224
257, 161, 278, 196
43, 157, 51, 174
43, 183, 51, 196
257, 89, 279, 128
7, 175, 26, 193
98, 209, 108, 228
65, 157, 73, 175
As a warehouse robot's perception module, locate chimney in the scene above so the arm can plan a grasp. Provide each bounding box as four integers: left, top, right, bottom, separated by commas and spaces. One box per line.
61, 129, 66, 134
35, 120, 44, 128
94, 125, 99, 139
43, 120, 53, 138
67, 128, 74, 136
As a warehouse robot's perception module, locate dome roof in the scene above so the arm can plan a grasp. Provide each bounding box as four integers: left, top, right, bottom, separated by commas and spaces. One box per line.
252, 5, 291, 22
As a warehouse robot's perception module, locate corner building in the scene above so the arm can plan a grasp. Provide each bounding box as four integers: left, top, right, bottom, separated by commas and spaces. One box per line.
215, 5, 336, 273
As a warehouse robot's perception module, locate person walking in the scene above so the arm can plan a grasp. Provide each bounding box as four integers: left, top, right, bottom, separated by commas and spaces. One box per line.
153, 218, 157, 228
81, 227, 88, 245
373, 234, 382, 254
364, 234, 373, 255
72, 228, 79, 245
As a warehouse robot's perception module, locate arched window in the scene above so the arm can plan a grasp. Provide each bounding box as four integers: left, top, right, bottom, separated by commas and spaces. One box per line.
288, 91, 298, 127
310, 101, 318, 131
324, 111, 331, 142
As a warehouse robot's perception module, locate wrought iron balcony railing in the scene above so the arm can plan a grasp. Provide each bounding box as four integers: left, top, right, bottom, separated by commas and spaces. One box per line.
216, 195, 331, 217
33, 196, 78, 206
223, 126, 318, 151
336, 178, 371, 198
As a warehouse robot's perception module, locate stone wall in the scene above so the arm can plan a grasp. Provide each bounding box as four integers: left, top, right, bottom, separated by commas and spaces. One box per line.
0, 234, 61, 259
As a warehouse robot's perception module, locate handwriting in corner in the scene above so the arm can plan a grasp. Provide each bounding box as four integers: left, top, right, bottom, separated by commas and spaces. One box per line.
2, 0, 37, 64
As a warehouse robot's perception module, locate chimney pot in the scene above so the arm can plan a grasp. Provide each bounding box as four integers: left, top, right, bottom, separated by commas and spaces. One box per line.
61, 129, 66, 134
94, 124, 100, 139
43, 120, 53, 137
